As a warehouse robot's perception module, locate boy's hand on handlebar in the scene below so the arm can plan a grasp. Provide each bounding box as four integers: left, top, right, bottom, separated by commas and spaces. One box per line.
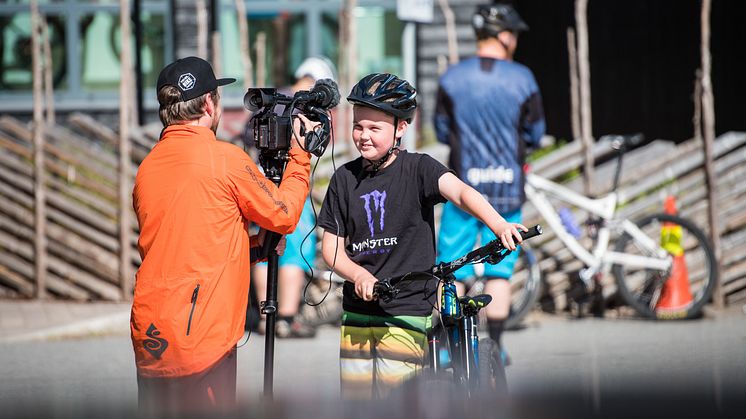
495, 222, 528, 251
354, 274, 379, 301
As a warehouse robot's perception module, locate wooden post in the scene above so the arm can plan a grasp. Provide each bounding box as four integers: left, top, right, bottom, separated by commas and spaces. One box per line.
437, 0, 459, 65
272, 15, 289, 87
119, 0, 133, 301
567, 27, 581, 142
339, 0, 358, 157
436, 54, 448, 76
575, 0, 594, 195
693, 70, 702, 144
346, 0, 358, 93
255, 32, 267, 88
699, 0, 722, 308
196, 0, 209, 59
41, 17, 55, 126
337, 6, 348, 155
211, 31, 222, 77
31, 0, 48, 299
235, 0, 253, 89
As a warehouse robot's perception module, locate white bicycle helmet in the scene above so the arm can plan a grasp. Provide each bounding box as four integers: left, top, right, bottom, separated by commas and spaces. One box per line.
294, 56, 338, 82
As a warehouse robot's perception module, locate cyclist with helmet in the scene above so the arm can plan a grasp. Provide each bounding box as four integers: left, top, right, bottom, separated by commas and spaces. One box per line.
435, 1, 545, 363
318, 73, 527, 399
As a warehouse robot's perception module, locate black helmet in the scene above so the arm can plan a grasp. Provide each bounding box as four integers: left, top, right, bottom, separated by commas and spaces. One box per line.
347, 73, 417, 123
472, 2, 529, 38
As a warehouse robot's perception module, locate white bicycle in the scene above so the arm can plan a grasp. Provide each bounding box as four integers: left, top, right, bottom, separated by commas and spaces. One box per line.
525, 134, 717, 319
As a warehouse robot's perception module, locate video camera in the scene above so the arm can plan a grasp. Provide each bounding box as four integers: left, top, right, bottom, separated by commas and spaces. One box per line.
243, 79, 340, 157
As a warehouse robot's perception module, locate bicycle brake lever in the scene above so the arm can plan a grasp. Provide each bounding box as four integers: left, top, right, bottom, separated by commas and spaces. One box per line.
373, 281, 395, 303
486, 250, 509, 265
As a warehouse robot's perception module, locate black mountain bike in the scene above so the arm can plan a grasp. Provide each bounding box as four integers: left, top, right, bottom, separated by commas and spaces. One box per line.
374, 225, 543, 397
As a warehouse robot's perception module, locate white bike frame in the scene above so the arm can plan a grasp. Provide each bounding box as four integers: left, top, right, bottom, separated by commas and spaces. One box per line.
525, 173, 671, 281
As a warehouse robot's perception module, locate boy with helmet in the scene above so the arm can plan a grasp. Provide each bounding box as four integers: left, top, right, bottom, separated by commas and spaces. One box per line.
435, 1, 545, 363
318, 73, 527, 399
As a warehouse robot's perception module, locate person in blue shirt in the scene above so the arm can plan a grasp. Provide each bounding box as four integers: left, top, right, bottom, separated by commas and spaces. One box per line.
434, 1, 545, 362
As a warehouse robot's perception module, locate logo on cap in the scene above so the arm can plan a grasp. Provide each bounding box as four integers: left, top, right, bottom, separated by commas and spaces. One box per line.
472, 14, 484, 29
178, 73, 196, 91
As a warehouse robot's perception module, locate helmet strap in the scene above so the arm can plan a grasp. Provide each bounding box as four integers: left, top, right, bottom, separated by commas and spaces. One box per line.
368, 116, 401, 172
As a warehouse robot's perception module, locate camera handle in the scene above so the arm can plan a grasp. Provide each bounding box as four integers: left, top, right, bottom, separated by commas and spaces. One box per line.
257, 149, 289, 400
302, 108, 332, 157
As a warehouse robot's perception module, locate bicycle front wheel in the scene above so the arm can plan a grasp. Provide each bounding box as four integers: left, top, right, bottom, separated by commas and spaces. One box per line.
612, 213, 717, 320
477, 338, 508, 395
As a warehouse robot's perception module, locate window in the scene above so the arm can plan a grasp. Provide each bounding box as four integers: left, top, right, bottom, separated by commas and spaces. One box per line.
0, 0, 172, 112
219, 0, 405, 101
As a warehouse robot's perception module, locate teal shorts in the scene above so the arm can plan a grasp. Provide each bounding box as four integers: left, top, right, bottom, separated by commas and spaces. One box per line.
437, 202, 521, 281
258, 199, 317, 271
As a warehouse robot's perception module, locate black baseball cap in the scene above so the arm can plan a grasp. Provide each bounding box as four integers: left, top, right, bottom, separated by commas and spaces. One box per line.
156, 56, 236, 102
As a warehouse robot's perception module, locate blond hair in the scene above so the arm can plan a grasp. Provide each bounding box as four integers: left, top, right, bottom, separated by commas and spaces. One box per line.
158, 86, 219, 126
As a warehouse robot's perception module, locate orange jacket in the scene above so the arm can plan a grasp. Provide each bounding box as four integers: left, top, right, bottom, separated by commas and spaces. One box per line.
130, 125, 310, 377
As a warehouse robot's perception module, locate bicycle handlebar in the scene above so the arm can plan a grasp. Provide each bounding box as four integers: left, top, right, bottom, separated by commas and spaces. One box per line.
602, 133, 645, 151
373, 225, 543, 302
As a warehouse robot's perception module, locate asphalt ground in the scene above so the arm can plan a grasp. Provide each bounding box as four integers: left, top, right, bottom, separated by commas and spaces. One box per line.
1, 301, 744, 418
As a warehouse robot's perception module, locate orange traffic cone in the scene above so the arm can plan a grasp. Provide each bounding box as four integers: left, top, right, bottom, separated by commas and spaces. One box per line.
656, 196, 694, 313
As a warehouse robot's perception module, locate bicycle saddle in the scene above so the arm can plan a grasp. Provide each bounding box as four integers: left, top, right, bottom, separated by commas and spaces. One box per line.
459, 294, 492, 308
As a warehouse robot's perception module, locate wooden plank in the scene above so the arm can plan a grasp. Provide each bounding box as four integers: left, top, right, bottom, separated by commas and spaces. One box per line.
723, 267, 746, 293
0, 180, 120, 252
563, 140, 676, 197
0, 251, 90, 300
45, 126, 119, 177
726, 289, 746, 304
68, 113, 150, 164
135, 121, 162, 145
0, 263, 35, 297
618, 132, 746, 204
0, 216, 118, 283
0, 116, 118, 176
0, 193, 120, 277
0, 116, 115, 174
0, 228, 120, 300
536, 137, 613, 181
0, 132, 117, 202
0, 163, 118, 236
0, 150, 117, 219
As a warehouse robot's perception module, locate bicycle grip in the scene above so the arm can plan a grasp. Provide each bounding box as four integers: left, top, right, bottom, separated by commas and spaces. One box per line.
372, 280, 396, 303
521, 225, 543, 241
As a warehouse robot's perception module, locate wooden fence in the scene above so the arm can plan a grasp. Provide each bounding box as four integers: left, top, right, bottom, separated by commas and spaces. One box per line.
0, 114, 744, 311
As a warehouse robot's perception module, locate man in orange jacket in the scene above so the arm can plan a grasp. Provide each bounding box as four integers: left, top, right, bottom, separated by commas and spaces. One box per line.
131, 56, 313, 414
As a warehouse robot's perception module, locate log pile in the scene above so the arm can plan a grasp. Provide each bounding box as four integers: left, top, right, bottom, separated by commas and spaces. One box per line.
0, 114, 154, 300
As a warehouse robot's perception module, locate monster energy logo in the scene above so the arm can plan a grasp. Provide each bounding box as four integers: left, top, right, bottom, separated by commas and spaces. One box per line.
360, 190, 387, 237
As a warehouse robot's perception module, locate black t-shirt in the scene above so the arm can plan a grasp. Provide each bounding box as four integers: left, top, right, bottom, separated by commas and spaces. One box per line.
318, 150, 451, 316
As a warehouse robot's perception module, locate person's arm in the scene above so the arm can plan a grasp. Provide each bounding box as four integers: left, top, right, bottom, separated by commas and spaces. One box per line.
438, 172, 527, 250
520, 75, 546, 148
433, 85, 455, 145
321, 231, 378, 301
226, 116, 318, 234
